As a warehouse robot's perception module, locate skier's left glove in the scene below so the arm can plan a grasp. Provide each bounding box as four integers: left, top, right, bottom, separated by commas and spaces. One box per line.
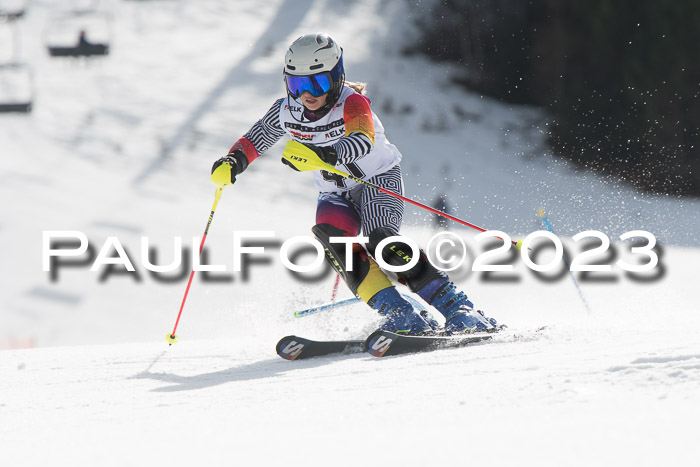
211, 149, 248, 186
281, 143, 338, 172
309, 144, 338, 166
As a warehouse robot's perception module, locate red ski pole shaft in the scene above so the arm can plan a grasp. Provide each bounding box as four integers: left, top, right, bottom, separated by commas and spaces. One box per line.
167, 187, 224, 344
345, 174, 518, 246
329, 273, 341, 308
281, 141, 517, 244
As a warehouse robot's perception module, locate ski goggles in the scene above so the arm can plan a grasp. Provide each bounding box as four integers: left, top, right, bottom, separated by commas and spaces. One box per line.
285, 72, 333, 98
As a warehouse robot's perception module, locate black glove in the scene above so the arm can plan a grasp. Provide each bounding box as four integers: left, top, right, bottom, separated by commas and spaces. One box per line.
309, 144, 338, 166
281, 142, 338, 172
211, 149, 248, 185
281, 158, 300, 172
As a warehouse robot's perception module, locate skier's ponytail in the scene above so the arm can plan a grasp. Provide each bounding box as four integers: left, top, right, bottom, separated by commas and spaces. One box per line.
346, 81, 367, 95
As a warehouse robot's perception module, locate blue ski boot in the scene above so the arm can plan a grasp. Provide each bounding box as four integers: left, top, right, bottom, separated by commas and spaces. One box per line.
417, 280, 495, 333
368, 287, 435, 335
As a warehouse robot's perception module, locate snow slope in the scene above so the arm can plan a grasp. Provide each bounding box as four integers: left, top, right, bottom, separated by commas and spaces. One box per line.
3, 322, 699, 467
1, 1, 699, 465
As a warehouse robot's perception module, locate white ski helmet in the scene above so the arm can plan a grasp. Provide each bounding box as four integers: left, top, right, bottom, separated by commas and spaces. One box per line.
283, 33, 345, 108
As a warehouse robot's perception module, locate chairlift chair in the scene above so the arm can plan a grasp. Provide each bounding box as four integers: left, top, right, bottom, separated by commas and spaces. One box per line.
0, 0, 27, 21
45, 9, 112, 58
0, 62, 33, 113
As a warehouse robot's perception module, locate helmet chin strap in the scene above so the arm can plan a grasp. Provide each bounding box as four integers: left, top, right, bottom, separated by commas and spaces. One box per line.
286, 94, 333, 123
305, 100, 333, 120
286, 94, 314, 123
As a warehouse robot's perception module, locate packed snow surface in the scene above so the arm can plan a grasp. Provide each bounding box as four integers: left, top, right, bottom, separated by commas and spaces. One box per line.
1, 1, 699, 466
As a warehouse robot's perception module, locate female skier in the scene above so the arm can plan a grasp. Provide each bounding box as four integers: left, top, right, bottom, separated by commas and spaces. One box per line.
211, 33, 496, 335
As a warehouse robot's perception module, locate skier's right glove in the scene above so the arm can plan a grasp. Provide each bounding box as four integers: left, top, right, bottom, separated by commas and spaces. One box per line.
211, 149, 248, 186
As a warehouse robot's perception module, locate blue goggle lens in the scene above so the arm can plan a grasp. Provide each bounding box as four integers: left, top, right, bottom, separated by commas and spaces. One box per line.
285, 73, 332, 97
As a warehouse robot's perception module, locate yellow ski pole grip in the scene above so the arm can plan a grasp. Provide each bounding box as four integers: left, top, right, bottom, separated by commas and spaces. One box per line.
210, 160, 235, 187
281, 141, 337, 172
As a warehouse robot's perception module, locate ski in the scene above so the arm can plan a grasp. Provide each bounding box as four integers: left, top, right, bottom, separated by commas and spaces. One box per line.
276, 330, 496, 360
365, 329, 494, 357
276, 335, 365, 360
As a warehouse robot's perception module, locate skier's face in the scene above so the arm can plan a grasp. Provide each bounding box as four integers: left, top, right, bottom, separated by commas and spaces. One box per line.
300, 91, 327, 111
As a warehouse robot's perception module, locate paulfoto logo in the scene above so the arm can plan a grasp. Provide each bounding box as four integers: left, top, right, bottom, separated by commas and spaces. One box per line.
426, 230, 660, 273
42, 229, 664, 284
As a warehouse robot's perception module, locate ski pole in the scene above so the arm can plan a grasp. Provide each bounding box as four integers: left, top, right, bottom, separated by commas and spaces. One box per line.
294, 291, 428, 318
294, 297, 360, 318
282, 141, 517, 245
338, 170, 492, 234
330, 273, 340, 302
293, 275, 345, 318
166, 187, 224, 344
537, 208, 592, 314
